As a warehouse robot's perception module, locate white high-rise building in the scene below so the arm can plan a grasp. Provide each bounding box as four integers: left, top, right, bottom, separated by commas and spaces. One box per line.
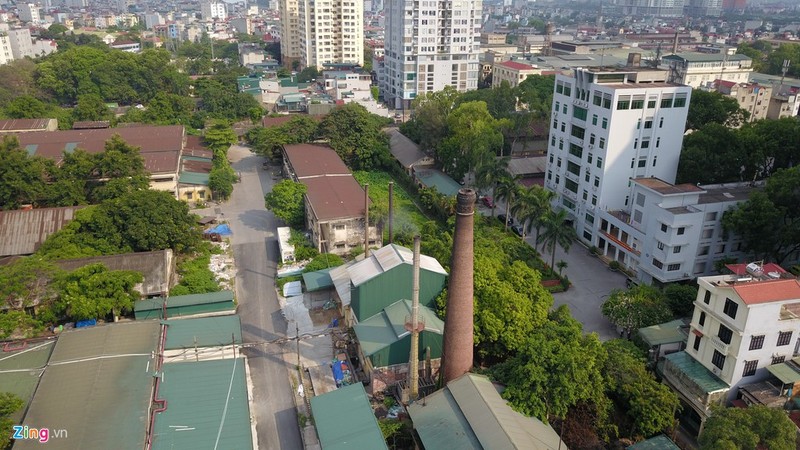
381, 0, 482, 110
685, 0, 722, 17
545, 68, 691, 247
620, 0, 685, 17
279, 0, 302, 66
297, 0, 363, 69
7, 28, 34, 60
201, 1, 227, 20
18, 3, 40, 23
0, 34, 13, 65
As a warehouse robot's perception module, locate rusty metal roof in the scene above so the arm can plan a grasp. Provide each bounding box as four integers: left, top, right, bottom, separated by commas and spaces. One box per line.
302, 175, 368, 221
284, 144, 350, 179
0, 206, 85, 257
0, 119, 55, 132
71, 121, 111, 130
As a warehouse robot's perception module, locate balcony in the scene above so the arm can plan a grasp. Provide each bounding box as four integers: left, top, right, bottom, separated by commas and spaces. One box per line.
660, 352, 729, 418
709, 335, 729, 354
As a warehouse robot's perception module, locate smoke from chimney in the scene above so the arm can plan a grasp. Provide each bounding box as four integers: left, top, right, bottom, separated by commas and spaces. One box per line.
441, 188, 476, 384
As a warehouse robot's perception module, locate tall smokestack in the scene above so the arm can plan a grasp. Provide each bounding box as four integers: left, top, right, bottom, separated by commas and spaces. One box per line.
408, 235, 421, 399
441, 188, 476, 384
364, 184, 370, 258
388, 182, 394, 244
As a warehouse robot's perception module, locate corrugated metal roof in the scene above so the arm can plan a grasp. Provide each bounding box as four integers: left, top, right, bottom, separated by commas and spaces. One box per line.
507, 157, 547, 176
284, 143, 351, 179
638, 318, 689, 346
414, 169, 462, 196
386, 128, 430, 169
627, 435, 680, 450
330, 259, 357, 306
303, 175, 369, 221
57, 250, 175, 297
163, 315, 242, 350
167, 290, 234, 308
15, 322, 160, 450
348, 244, 447, 287
0, 206, 85, 257
766, 362, 800, 384
153, 359, 253, 450
353, 300, 444, 356
664, 351, 729, 393
408, 373, 565, 450
302, 268, 334, 292
310, 383, 388, 450
0, 118, 55, 132
178, 171, 210, 185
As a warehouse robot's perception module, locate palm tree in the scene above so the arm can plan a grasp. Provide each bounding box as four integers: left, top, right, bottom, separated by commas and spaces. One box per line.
538, 209, 577, 269
474, 154, 510, 218
495, 175, 521, 231
556, 260, 568, 276
512, 185, 554, 242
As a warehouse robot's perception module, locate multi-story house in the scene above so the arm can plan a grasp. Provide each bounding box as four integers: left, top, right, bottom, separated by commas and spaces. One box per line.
661, 264, 800, 435
491, 60, 541, 88
545, 67, 691, 248
18, 3, 40, 23
201, 1, 227, 21
0, 34, 15, 65
279, 0, 302, 67
659, 52, 753, 88
597, 178, 752, 285
297, 0, 364, 69
711, 80, 771, 123
767, 84, 800, 120
7, 28, 33, 61
381, 0, 482, 110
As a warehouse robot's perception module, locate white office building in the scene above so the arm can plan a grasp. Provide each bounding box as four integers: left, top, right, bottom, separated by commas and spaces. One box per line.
620, 0, 685, 17
18, 3, 40, 23
659, 53, 753, 88
661, 264, 800, 433
597, 178, 752, 285
201, 1, 227, 20
297, 0, 363, 69
381, 0, 482, 110
545, 68, 691, 248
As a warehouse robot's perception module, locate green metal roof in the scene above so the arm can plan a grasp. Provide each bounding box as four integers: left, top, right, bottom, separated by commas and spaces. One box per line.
178, 171, 210, 186
310, 383, 388, 450
0, 340, 54, 422
664, 351, 728, 393
638, 319, 689, 346
137, 291, 236, 313
182, 155, 212, 162
663, 53, 751, 63
767, 361, 800, 384
302, 268, 334, 291
15, 321, 160, 450
163, 315, 242, 350
152, 359, 253, 450
627, 435, 681, 450
408, 373, 563, 450
414, 169, 462, 196
354, 300, 444, 357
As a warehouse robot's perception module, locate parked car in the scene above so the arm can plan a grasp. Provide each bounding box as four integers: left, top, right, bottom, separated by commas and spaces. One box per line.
497, 214, 514, 226
511, 224, 524, 236
481, 196, 495, 208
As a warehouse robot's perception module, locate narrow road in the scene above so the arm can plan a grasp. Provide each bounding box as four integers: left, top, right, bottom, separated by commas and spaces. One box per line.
222, 145, 302, 450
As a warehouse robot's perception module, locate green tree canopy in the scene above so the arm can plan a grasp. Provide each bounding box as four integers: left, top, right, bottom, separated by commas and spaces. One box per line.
663, 284, 698, 317
438, 101, 508, 181
318, 103, 391, 170
0, 136, 51, 209
699, 405, 796, 450
264, 180, 307, 228
686, 89, 748, 130
601, 285, 673, 339
246, 116, 319, 158
401, 86, 460, 151
4, 95, 51, 119
204, 120, 238, 153
54, 263, 142, 321
72, 93, 112, 122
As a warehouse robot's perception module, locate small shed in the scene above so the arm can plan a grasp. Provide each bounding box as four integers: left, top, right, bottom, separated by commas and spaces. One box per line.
354, 299, 444, 369
277, 227, 295, 264
638, 318, 689, 362
309, 383, 388, 450
134, 290, 236, 320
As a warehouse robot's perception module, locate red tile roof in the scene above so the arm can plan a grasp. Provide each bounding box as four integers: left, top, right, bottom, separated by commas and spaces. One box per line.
302, 175, 368, 221
284, 144, 350, 179
498, 60, 536, 71
733, 279, 800, 305
726, 263, 786, 276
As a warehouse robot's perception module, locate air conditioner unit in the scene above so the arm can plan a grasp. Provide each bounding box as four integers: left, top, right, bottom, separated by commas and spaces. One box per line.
711, 366, 721, 376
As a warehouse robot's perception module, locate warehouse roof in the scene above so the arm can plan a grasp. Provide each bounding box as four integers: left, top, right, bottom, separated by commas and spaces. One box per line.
56, 250, 175, 297
386, 128, 430, 169
354, 299, 443, 356
407, 373, 565, 450
0, 340, 55, 422
0, 118, 56, 133
414, 168, 462, 196
135, 290, 235, 313
163, 315, 242, 350
627, 435, 680, 450
303, 175, 369, 221
0, 206, 85, 257
15, 321, 160, 450
152, 359, 253, 450
348, 243, 447, 287
284, 143, 350, 179
310, 383, 387, 450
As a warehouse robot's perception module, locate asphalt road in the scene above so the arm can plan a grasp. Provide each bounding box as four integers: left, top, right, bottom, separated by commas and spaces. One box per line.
222, 144, 303, 450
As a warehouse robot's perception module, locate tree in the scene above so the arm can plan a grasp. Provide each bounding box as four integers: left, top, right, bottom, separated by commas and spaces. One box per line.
515, 75, 555, 117
456, 80, 517, 119
438, 101, 508, 182
208, 164, 236, 200
297, 66, 320, 82
556, 260, 568, 276
0, 136, 51, 209
204, 120, 238, 153
676, 123, 746, 184
3, 95, 51, 119
474, 155, 509, 217
512, 184, 553, 242
246, 116, 319, 158
699, 405, 796, 450
493, 305, 606, 421
54, 263, 142, 321
303, 253, 345, 272
538, 209, 577, 268
494, 175, 521, 231
264, 180, 307, 228
601, 285, 673, 339
139, 92, 194, 125
663, 284, 698, 317
72, 93, 112, 122
686, 89, 748, 130
318, 103, 391, 170
722, 167, 800, 264
402, 86, 460, 151
0, 256, 59, 311
0, 392, 24, 449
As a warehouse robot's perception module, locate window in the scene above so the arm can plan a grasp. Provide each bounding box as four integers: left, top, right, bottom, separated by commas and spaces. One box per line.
699, 246, 709, 256
704, 290, 711, 304
556, 83, 563, 94
657, 241, 665, 250
557, 157, 562, 168
633, 210, 643, 223
667, 263, 681, 272
659, 117, 664, 128
551, 136, 556, 146
585, 213, 594, 224
641, 139, 650, 149
592, 114, 598, 125
705, 212, 718, 222
599, 137, 605, 149
718, 325, 733, 345
591, 195, 597, 206
589, 134, 596, 145
583, 190, 588, 200
773, 355, 786, 364
186, 192, 193, 200
660, 95, 673, 108
565, 179, 579, 193
631, 97, 644, 109
616, 96, 631, 110
573, 106, 588, 121
644, 120, 653, 129
674, 246, 682, 254
673, 93, 688, 107
571, 125, 585, 140
652, 258, 663, 269
677, 227, 685, 235
648, 99, 657, 108
723, 298, 738, 320
592, 92, 602, 106
743, 360, 758, 377
562, 197, 575, 210
555, 101, 560, 111
602, 94, 612, 109
653, 156, 658, 167
778, 331, 793, 346
198, 191, 205, 199
594, 176, 600, 188
661, 223, 668, 233
567, 161, 581, 176
750, 335, 765, 350
702, 229, 713, 239
699, 311, 706, 327
712, 350, 725, 370
553, 119, 558, 129
637, 159, 646, 168
693, 335, 701, 351
596, 157, 602, 169
569, 143, 583, 158
636, 193, 645, 207
601, 118, 608, 129
656, 137, 660, 148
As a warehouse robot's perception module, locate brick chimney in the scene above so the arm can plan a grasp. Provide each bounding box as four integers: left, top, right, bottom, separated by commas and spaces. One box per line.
441, 188, 476, 383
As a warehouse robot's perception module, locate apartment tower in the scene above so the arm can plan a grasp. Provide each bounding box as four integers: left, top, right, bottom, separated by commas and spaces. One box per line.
382, 0, 482, 110
545, 67, 691, 247
297, 0, 364, 69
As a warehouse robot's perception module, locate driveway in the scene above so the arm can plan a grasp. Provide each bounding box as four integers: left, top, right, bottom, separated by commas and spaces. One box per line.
221, 145, 303, 450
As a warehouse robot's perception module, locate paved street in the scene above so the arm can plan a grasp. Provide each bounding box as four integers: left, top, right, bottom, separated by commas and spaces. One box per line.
222, 145, 303, 450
